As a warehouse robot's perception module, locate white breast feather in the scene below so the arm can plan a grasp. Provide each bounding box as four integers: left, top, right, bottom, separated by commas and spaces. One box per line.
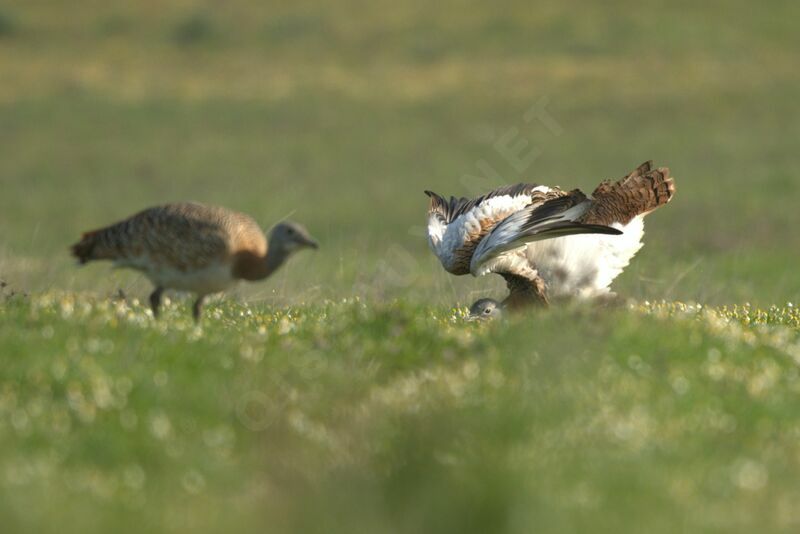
473, 216, 645, 298
524, 216, 645, 298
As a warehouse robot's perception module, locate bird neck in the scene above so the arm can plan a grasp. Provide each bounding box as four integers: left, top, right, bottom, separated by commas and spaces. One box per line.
233, 246, 289, 281
261, 246, 290, 279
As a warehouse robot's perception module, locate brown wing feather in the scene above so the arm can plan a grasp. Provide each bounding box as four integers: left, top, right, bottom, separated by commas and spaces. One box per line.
71, 203, 266, 272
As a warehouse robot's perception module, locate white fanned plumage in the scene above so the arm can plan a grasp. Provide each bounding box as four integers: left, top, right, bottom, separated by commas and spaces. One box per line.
425, 161, 676, 308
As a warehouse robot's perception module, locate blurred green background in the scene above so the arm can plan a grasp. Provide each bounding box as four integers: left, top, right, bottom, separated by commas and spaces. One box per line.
2, 2, 800, 534
1, 0, 798, 306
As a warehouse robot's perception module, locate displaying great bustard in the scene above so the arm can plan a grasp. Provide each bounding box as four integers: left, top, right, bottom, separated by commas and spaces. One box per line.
71, 202, 318, 321
425, 161, 675, 319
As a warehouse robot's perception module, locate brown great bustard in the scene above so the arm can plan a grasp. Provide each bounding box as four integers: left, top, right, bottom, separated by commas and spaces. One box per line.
425, 161, 675, 318
71, 202, 318, 321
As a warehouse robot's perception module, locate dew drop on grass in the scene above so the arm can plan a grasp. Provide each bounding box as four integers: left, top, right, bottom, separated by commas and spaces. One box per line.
11, 409, 29, 433
60, 301, 74, 319
487, 369, 506, 389
50, 359, 67, 381
149, 412, 171, 440
153, 371, 168, 388
182, 470, 205, 495
27, 398, 44, 418
671, 376, 690, 395
51, 408, 72, 435
123, 465, 146, 490
66, 337, 80, 355
718, 413, 737, 433
166, 440, 184, 459
120, 410, 138, 431
706, 362, 725, 382
462, 360, 480, 380
86, 338, 101, 354
203, 425, 235, 451
115, 376, 133, 397
733, 459, 768, 491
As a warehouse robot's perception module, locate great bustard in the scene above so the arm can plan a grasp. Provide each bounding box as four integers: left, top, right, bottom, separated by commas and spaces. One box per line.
425, 161, 675, 318
71, 202, 318, 321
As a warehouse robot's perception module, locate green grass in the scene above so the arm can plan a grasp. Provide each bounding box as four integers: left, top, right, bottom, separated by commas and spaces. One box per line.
1, 0, 799, 531
2, 293, 800, 533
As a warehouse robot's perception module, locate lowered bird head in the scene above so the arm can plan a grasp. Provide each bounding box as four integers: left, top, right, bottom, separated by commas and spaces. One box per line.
467, 298, 503, 321
269, 221, 319, 254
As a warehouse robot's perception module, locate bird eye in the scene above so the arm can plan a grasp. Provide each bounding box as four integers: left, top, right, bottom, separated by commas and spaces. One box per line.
287, 228, 295, 235
484, 308, 492, 314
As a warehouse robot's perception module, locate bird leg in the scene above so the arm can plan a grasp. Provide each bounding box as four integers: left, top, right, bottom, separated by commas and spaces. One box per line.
500, 272, 549, 310
595, 292, 623, 308
192, 296, 205, 323
149, 287, 164, 318
531, 275, 549, 306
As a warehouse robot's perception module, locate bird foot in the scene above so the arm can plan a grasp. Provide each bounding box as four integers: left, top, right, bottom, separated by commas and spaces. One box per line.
192, 296, 205, 323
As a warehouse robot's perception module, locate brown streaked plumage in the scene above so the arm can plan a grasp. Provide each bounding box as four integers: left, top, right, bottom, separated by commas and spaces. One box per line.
71, 202, 318, 321
582, 161, 675, 226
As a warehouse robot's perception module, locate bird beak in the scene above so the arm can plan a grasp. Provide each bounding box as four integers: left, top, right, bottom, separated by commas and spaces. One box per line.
303, 236, 319, 249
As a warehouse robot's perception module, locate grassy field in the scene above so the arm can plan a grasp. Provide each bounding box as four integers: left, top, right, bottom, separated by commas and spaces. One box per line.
1, 0, 799, 532
3, 294, 800, 533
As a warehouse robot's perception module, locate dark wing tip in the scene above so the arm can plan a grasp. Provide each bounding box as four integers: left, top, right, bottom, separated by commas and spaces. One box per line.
519, 221, 624, 241
634, 161, 654, 175
520, 190, 588, 228
580, 223, 624, 235
426, 190, 448, 218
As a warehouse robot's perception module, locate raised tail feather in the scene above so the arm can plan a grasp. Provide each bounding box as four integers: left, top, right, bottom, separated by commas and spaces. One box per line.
583, 161, 675, 225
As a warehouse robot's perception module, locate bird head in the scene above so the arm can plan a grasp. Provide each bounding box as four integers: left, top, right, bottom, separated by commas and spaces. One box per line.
269, 222, 319, 254
467, 298, 503, 321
